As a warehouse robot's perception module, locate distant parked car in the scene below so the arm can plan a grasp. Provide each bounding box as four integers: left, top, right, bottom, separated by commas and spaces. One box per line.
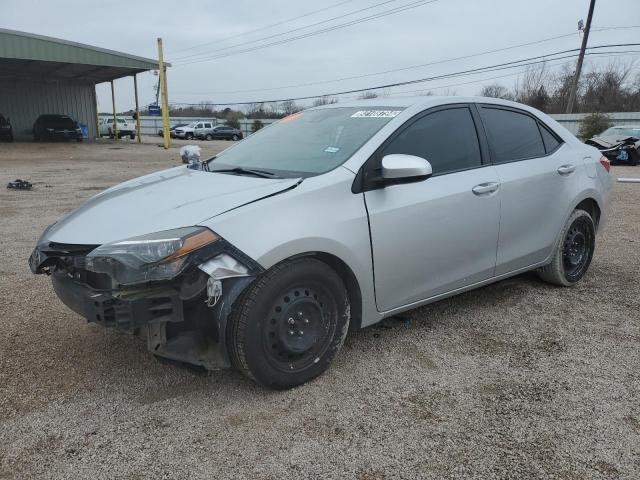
0, 113, 13, 142
99, 117, 136, 139
33, 114, 83, 142
586, 126, 640, 166
158, 123, 189, 138
197, 125, 243, 141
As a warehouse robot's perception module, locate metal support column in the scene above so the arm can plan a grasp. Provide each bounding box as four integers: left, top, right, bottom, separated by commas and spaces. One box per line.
133, 74, 141, 143
110, 80, 118, 139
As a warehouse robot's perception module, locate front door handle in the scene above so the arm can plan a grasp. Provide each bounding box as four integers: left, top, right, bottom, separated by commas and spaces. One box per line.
557, 164, 576, 175
472, 182, 500, 195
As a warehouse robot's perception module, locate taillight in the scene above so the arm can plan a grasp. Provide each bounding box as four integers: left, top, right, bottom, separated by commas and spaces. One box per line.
599, 156, 610, 173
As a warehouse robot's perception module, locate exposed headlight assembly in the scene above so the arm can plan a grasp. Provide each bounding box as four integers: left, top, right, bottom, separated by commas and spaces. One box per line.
86, 226, 219, 285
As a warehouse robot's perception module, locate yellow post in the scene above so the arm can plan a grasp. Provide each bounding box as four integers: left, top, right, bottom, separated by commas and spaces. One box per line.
110, 80, 118, 139
157, 38, 170, 149
133, 74, 141, 143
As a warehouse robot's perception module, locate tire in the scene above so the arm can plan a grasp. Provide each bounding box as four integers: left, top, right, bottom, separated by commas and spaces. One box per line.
231, 134, 239, 141
185, 133, 194, 140
537, 209, 596, 286
205, 134, 213, 141
227, 258, 350, 389
130, 134, 135, 140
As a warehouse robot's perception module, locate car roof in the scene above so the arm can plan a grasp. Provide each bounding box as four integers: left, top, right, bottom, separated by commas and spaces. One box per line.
311, 95, 530, 111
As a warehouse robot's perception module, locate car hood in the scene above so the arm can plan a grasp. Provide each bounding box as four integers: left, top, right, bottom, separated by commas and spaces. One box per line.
589, 135, 640, 148
43, 166, 300, 245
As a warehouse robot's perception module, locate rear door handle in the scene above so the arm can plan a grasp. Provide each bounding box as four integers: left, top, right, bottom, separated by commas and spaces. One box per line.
472, 182, 499, 195
557, 164, 576, 175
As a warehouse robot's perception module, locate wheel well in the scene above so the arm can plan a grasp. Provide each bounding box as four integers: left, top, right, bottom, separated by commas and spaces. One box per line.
575, 198, 601, 229
292, 252, 363, 331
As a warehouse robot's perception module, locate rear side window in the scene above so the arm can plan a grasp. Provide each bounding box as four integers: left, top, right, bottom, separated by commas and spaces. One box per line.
382, 107, 482, 175
480, 107, 545, 163
539, 124, 562, 153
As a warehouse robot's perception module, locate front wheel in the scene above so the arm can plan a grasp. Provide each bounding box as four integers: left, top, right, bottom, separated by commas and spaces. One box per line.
185, 132, 193, 140
537, 209, 595, 286
227, 258, 350, 389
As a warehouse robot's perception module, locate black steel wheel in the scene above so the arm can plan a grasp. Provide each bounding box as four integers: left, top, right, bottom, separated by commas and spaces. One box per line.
228, 258, 350, 389
562, 216, 593, 282
538, 209, 596, 286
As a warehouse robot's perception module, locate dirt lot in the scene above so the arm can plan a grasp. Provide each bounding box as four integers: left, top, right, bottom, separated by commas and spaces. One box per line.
0, 139, 638, 479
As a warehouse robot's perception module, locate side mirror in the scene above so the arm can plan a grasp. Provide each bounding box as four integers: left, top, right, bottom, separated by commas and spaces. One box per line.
381, 154, 432, 180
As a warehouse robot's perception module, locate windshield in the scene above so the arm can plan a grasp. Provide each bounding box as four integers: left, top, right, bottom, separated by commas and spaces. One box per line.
208, 107, 403, 177
43, 116, 75, 128
601, 127, 640, 137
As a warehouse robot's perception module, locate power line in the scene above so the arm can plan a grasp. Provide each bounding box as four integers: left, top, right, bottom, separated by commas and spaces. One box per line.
172, 24, 640, 95
166, 0, 358, 56
170, 0, 399, 61
174, 31, 581, 95
172, 0, 441, 66
380, 50, 640, 98
166, 44, 640, 106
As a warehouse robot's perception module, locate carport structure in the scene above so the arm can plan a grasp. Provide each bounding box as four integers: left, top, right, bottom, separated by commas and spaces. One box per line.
0, 28, 161, 141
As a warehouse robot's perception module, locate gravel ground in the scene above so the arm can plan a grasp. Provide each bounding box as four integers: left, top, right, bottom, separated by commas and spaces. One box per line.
0, 140, 638, 479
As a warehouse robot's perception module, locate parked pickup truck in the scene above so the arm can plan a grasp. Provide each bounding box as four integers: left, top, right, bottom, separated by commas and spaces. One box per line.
99, 117, 136, 139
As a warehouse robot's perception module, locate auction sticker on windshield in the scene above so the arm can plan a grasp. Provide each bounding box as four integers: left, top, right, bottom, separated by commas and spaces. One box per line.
351, 110, 402, 118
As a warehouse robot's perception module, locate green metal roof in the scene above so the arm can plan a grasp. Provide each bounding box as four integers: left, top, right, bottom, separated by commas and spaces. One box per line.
0, 28, 166, 83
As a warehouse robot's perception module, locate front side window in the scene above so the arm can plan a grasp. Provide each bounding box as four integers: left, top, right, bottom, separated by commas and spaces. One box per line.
208, 107, 403, 177
381, 107, 482, 175
480, 107, 545, 163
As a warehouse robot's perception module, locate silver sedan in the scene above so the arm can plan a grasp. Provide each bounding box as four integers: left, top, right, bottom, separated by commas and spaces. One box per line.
30, 96, 612, 389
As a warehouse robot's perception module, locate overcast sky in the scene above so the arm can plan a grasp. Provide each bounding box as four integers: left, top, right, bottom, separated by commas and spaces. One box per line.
1, 0, 638, 112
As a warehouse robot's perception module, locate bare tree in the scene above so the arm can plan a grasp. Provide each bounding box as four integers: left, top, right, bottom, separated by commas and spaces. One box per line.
280, 99, 300, 116
480, 83, 513, 100
312, 96, 338, 107
358, 91, 378, 100
514, 63, 550, 111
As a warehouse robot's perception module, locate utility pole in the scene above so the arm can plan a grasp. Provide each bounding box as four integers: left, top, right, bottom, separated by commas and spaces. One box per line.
157, 37, 171, 149
565, 0, 596, 114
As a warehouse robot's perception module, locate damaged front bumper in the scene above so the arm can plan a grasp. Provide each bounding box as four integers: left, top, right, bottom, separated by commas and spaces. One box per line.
29, 238, 263, 369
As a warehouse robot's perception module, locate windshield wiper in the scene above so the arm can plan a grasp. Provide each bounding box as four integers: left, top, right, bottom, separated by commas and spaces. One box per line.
210, 167, 279, 178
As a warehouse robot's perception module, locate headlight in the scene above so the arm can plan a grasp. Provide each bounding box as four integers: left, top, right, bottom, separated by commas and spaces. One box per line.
86, 226, 218, 285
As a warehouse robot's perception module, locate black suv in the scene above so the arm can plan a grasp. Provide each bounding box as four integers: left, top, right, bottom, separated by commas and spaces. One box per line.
0, 114, 13, 142
33, 114, 83, 141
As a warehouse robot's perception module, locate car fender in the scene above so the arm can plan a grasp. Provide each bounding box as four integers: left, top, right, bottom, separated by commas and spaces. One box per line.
201, 167, 382, 328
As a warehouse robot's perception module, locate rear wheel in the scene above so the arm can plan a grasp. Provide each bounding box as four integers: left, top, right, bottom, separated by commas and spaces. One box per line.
231, 134, 239, 141
227, 258, 350, 389
537, 209, 595, 286
205, 134, 212, 141
130, 134, 135, 140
